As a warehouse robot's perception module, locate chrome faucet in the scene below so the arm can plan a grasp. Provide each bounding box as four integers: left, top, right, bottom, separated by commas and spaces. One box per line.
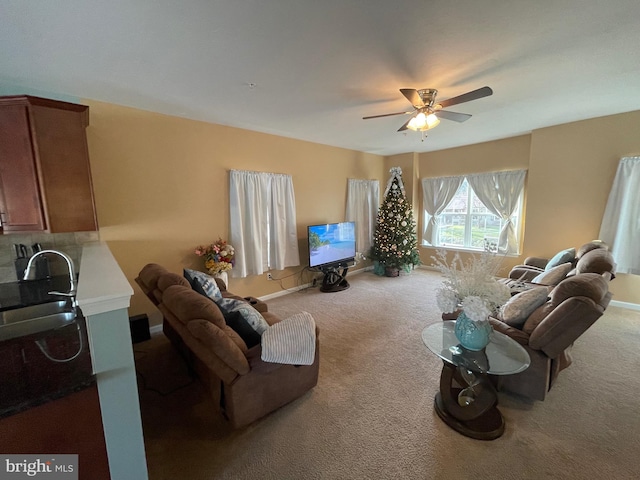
23, 250, 77, 305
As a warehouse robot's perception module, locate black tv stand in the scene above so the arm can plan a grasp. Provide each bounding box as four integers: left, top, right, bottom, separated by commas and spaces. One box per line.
319, 265, 350, 293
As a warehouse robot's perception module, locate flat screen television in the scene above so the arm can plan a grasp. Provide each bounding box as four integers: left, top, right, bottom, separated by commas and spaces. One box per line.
307, 221, 356, 269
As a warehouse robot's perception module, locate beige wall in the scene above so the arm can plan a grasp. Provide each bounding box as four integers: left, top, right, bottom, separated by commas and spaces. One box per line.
83, 100, 384, 322
394, 112, 640, 304
526, 110, 640, 304
81, 99, 640, 323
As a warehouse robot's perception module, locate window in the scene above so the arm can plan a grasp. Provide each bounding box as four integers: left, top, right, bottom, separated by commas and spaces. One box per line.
435, 179, 522, 250
229, 170, 300, 277
421, 170, 526, 254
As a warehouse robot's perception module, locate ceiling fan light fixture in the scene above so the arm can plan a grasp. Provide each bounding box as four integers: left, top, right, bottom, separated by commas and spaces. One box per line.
407, 112, 440, 131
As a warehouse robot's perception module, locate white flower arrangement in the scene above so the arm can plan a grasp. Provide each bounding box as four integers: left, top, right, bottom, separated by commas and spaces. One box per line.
432, 249, 511, 322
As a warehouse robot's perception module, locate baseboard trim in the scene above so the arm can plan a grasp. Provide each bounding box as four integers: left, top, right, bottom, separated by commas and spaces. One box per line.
258, 266, 372, 302
609, 300, 640, 311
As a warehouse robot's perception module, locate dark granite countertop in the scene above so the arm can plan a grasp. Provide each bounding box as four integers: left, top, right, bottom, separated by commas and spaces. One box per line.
0, 275, 75, 312
0, 275, 94, 419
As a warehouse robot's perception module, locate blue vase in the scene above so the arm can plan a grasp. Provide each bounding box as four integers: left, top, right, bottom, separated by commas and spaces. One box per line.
454, 311, 492, 351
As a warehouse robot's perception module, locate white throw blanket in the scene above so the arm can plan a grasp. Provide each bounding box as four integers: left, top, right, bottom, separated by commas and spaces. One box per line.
261, 311, 316, 365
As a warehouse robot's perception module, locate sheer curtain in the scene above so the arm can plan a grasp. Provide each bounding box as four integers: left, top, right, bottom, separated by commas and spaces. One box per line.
345, 179, 380, 255
229, 170, 300, 278
467, 169, 526, 254
598, 156, 640, 274
421, 176, 464, 245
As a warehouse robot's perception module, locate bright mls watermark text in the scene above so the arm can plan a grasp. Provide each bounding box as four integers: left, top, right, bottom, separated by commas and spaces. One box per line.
0, 455, 77, 479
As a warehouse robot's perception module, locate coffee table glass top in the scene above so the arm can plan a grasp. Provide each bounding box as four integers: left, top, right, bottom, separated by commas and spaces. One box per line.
422, 321, 530, 375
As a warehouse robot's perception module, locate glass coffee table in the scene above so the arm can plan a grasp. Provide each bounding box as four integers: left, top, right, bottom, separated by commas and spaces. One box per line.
422, 321, 530, 440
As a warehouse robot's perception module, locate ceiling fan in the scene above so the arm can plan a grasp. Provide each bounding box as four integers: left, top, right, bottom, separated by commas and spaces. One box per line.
362, 86, 493, 134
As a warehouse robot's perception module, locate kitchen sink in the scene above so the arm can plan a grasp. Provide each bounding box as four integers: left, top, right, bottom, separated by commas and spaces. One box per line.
0, 301, 77, 342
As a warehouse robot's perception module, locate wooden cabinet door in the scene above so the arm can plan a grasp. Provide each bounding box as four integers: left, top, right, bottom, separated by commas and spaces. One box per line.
0, 104, 46, 231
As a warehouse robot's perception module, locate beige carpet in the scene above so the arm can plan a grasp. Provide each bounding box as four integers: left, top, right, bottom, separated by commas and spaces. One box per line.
135, 269, 640, 480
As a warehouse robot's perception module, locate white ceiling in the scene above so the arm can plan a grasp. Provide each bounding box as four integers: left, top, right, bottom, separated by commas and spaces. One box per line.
2, 1, 640, 156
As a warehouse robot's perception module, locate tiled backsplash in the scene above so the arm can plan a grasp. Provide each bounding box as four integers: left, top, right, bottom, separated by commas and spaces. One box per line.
0, 231, 100, 283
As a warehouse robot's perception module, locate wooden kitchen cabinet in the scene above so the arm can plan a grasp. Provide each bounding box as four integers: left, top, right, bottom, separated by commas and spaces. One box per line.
0, 95, 98, 233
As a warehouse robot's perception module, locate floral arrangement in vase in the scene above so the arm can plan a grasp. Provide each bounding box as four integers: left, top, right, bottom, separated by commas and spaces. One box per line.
432, 249, 511, 350
195, 238, 235, 275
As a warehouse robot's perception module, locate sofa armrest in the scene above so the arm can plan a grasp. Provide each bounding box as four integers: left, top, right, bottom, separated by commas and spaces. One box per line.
245, 344, 285, 374
244, 325, 320, 374
524, 257, 549, 269
509, 266, 544, 281
489, 317, 530, 345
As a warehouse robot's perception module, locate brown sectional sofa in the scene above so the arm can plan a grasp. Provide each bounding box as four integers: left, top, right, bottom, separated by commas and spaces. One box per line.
135, 264, 319, 428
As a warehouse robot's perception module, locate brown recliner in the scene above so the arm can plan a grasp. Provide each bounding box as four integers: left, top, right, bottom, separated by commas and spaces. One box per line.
135, 263, 320, 428
507, 240, 614, 285
490, 271, 612, 401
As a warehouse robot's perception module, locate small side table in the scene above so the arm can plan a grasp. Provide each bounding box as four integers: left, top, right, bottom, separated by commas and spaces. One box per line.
422, 321, 530, 440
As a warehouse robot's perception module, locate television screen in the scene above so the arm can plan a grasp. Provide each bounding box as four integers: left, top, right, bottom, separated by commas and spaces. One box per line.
308, 222, 356, 269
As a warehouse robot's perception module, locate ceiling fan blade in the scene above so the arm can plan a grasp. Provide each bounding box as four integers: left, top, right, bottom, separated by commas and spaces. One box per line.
363, 111, 413, 120
400, 88, 424, 108
397, 117, 413, 132
436, 110, 472, 123
437, 86, 493, 109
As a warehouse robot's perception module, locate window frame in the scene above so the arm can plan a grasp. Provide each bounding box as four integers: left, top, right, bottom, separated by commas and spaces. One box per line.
422, 177, 524, 255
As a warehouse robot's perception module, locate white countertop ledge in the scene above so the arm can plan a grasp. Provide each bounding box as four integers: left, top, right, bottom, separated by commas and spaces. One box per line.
76, 242, 133, 317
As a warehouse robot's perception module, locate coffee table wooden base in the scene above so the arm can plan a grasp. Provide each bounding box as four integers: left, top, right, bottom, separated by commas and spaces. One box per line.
434, 362, 505, 440
434, 392, 504, 440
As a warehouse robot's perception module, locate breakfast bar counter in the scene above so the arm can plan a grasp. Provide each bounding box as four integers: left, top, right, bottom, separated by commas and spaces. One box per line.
76, 242, 148, 480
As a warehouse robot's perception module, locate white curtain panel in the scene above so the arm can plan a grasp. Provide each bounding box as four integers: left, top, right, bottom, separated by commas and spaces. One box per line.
230, 170, 300, 278
467, 169, 526, 255
599, 156, 640, 275
421, 176, 464, 245
268, 173, 301, 271
345, 179, 380, 255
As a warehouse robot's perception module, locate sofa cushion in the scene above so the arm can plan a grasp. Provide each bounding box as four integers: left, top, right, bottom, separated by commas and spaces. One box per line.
545, 248, 576, 271
157, 272, 190, 291
576, 240, 608, 259
575, 248, 615, 275
184, 269, 222, 300
522, 302, 555, 335
498, 286, 550, 328
214, 297, 270, 337
138, 263, 169, 291
550, 273, 608, 306
186, 319, 250, 374
224, 310, 262, 348
163, 284, 226, 328
531, 262, 572, 286
261, 312, 317, 365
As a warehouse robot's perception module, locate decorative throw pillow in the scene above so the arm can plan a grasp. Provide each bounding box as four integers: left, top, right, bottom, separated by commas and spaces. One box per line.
531, 262, 572, 286
223, 310, 262, 348
545, 248, 576, 271
499, 286, 550, 328
184, 269, 222, 300
214, 297, 270, 338
261, 312, 317, 365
